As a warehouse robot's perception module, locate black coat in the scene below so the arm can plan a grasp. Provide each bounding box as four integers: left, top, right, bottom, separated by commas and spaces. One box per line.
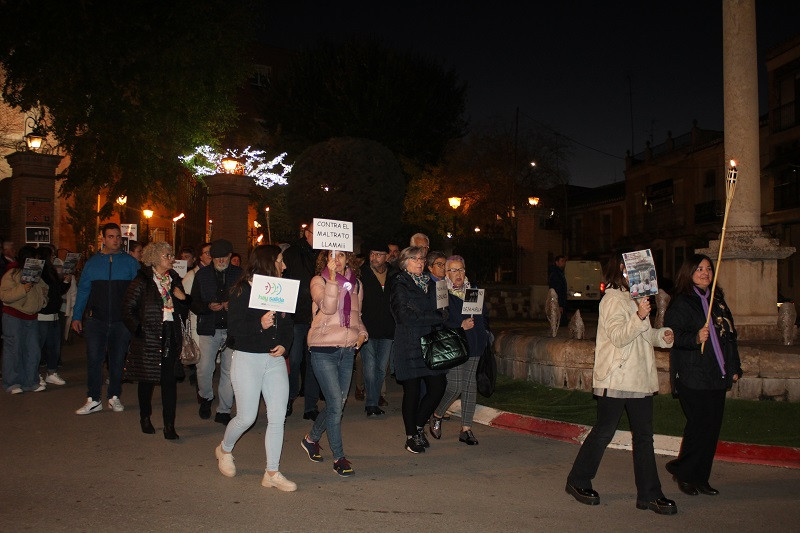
664, 291, 742, 391
226, 283, 294, 354
282, 238, 317, 325
389, 271, 445, 380
123, 268, 189, 383
359, 262, 398, 340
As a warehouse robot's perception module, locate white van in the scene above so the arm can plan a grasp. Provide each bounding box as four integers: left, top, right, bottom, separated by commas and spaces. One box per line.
565, 260, 604, 302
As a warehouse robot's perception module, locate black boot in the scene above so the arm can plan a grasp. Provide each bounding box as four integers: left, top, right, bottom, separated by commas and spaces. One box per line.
163, 424, 179, 440
140, 417, 156, 434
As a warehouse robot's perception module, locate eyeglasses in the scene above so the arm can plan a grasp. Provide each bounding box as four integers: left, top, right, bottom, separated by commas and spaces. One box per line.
432, 262, 446, 268
447, 268, 465, 273
162, 253, 174, 259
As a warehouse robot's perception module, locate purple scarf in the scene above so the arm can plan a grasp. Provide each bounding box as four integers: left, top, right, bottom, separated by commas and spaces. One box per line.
694, 286, 726, 377
321, 267, 356, 328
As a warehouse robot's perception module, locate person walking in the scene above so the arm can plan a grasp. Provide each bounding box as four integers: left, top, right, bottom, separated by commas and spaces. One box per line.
215, 245, 296, 491
72, 223, 140, 414
36, 245, 71, 386
300, 250, 367, 477
663, 254, 742, 497
566, 252, 677, 515
122, 242, 188, 439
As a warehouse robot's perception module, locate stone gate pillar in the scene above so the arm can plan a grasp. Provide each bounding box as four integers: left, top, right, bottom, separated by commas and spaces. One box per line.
204, 172, 252, 256
4, 151, 63, 247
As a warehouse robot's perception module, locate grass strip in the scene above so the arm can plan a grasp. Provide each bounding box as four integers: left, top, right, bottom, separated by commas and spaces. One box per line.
480, 375, 800, 448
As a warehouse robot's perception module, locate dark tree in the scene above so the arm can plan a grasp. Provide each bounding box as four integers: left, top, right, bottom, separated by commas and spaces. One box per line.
265, 38, 468, 167
0, 0, 258, 208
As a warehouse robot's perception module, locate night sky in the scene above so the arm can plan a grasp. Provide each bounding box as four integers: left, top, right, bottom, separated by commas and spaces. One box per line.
263, 1, 800, 187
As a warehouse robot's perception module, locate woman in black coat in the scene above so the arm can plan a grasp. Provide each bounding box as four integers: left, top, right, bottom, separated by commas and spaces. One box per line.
663, 254, 742, 496
123, 242, 188, 440
389, 246, 446, 454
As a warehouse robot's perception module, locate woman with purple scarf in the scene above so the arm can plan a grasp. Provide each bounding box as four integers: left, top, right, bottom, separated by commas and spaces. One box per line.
300, 250, 367, 477
664, 254, 742, 497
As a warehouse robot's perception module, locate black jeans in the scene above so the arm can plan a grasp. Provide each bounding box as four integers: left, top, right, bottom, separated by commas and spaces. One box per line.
671, 382, 726, 484
567, 394, 663, 501
138, 323, 178, 427
400, 374, 447, 436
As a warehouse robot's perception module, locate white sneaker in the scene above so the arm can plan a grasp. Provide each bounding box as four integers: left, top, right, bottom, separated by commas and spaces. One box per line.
76, 398, 102, 415
108, 396, 124, 412
39, 374, 46, 386
45, 373, 66, 385
215, 444, 236, 477
262, 471, 297, 492
9, 386, 23, 395
32, 383, 46, 392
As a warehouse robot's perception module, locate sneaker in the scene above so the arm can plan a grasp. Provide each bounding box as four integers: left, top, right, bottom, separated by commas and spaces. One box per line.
429, 416, 442, 439
416, 427, 430, 448
405, 436, 426, 454
45, 373, 66, 385
32, 383, 46, 392
300, 435, 323, 463
39, 374, 46, 386
76, 398, 102, 415
9, 385, 23, 395
333, 457, 354, 477
215, 444, 236, 477
262, 471, 297, 492
108, 396, 124, 412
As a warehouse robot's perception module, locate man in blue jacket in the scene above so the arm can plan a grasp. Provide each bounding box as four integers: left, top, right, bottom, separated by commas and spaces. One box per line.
72, 223, 140, 415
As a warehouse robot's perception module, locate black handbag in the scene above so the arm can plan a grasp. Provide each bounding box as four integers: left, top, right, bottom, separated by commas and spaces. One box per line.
476, 341, 497, 398
421, 327, 469, 370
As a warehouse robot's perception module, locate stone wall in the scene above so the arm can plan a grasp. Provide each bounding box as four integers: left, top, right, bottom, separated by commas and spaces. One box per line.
484, 285, 533, 319
494, 331, 800, 402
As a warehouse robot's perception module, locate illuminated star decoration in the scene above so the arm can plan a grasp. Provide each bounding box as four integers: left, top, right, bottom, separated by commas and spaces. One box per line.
179, 145, 292, 188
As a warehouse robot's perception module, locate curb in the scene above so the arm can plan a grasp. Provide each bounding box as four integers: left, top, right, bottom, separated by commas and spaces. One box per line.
451, 401, 800, 469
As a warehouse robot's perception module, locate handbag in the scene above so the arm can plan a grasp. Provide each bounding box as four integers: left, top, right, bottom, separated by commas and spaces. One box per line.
179, 318, 201, 365
476, 341, 497, 398
421, 327, 469, 370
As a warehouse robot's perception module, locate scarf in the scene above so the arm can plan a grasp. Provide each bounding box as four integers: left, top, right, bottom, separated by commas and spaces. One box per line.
446, 275, 471, 300
693, 286, 725, 377
407, 271, 430, 293
321, 267, 356, 328
154, 269, 174, 318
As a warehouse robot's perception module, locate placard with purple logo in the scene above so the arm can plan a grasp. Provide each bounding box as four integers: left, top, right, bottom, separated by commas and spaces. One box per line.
248, 274, 300, 313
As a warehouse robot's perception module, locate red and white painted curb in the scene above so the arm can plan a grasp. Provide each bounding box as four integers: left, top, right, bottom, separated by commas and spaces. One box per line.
447, 401, 800, 469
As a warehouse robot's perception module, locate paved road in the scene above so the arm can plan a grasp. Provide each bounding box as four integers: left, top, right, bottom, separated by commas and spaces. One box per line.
2, 338, 798, 532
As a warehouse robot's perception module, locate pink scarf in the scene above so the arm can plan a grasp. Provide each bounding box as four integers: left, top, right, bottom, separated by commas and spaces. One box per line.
321, 267, 357, 328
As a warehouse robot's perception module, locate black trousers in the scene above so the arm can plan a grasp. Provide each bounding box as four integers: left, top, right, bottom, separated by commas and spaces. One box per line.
670, 382, 726, 484
567, 394, 663, 501
400, 374, 447, 436
138, 323, 178, 427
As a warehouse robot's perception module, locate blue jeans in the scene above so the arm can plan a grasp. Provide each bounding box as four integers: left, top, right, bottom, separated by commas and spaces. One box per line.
309, 347, 354, 460
197, 329, 234, 414
84, 317, 130, 400
287, 323, 320, 413
38, 319, 62, 373
361, 338, 392, 407
223, 350, 290, 472
2, 314, 41, 391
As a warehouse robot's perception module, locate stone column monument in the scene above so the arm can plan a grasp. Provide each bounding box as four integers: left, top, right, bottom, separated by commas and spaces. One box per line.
697, 0, 794, 340
204, 172, 253, 256
3, 151, 63, 248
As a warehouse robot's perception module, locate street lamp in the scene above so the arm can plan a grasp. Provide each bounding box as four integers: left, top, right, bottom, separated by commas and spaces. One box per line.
221, 156, 240, 174
448, 196, 462, 238
528, 196, 540, 207
116, 196, 127, 206
23, 116, 45, 151
142, 208, 154, 244
172, 212, 185, 250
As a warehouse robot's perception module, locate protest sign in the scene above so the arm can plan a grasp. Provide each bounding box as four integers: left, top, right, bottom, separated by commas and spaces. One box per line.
312, 218, 353, 252
435, 280, 448, 309
172, 260, 188, 278
248, 275, 300, 313
461, 288, 485, 315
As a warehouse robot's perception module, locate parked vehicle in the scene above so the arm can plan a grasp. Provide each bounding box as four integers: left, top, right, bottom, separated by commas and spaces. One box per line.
565, 260, 604, 303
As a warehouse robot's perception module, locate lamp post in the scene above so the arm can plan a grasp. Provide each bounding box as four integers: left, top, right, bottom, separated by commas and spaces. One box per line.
23, 116, 45, 151
142, 208, 154, 244
265, 206, 272, 244
207, 219, 213, 241
172, 212, 185, 250
448, 196, 461, 237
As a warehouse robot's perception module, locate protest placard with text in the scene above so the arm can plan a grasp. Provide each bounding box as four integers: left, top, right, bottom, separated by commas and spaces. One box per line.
461, 288, 485, 315
312, 218, 353, 252
248, 275, 300, 313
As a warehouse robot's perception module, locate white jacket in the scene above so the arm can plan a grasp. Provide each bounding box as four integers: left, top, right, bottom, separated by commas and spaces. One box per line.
593, 287, 673, 394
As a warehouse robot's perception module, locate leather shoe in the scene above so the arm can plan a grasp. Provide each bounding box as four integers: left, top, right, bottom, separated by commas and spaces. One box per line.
365, 406, 385, 416
636, 497, 677, 515
140, 417, 155, 434
199, 398, 212, 419
303, 409, 319, 421
565, 482, 599, 505
677, 481, 699, 496
459, 429, 478, 445
696, 482, 719, 496
665, 459, 679, 477
163, 425, 179, 440
429, 416, 442, 439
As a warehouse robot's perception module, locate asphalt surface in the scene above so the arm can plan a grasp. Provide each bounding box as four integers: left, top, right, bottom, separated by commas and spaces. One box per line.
2, 337, 799, 532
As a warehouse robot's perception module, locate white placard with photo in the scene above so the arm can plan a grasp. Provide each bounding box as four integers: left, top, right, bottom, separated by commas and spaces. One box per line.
312, 218, 353, 252
172, 259, 188, 278
461, 288, 485, 315
248, 274, 300, 313
63, 252, 81, 275
435, 280, 448, 309
120, 223, 138, 241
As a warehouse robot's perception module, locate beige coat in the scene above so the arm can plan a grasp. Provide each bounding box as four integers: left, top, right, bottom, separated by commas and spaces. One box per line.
307, 274, 368, 348
593, 287, 672, 394
0, 269, 49, 315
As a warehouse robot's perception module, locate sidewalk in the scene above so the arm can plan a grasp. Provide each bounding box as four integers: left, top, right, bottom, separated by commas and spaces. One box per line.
451, 401, 800, 469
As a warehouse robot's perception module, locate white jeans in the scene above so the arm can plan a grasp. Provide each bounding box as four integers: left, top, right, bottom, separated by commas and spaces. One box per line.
221, 350, 289, 472
197, 329, 234, 413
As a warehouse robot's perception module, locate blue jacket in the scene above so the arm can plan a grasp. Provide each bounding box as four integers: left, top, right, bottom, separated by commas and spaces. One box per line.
73, 250, 139, 323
